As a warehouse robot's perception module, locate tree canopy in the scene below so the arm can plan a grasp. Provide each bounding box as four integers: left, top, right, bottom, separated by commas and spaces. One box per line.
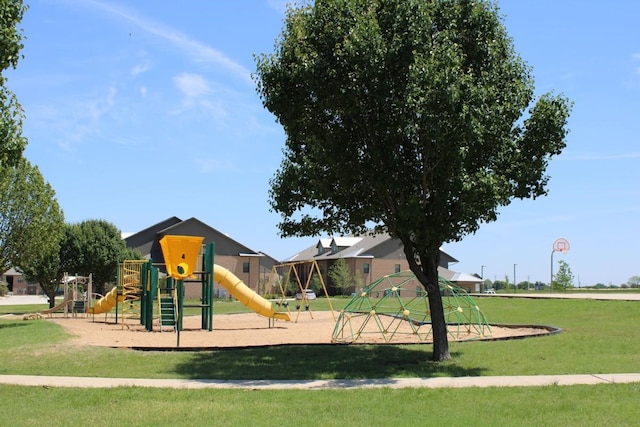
0, 158, 64, 275
60, 220, 127, 295
255, 0, 571, 361
0, 0, 28, 168
554, 260, 574, 292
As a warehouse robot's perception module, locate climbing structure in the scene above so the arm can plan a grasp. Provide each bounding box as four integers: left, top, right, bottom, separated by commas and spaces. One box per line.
332, 270, 491, 344
116, 260, 146, 326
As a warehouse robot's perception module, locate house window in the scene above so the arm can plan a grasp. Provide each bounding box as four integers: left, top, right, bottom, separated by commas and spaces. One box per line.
394, 264, 401, 273
363, 263, 370, 274
242, 262, 250, 273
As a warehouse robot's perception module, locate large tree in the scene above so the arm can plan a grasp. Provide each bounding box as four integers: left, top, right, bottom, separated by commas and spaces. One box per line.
255, 0, 571, 361
0, 0, 28, 168
60, 220, 127, 295
0, 158, 64, 278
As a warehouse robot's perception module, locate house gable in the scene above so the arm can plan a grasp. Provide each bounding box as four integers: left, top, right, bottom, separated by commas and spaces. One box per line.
125, 216, 278, 269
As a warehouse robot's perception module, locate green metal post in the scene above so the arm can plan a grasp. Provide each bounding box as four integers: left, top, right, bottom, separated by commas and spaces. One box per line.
140, 262, 148, 327
177, 279, 184, 331
204, 242, 215, 331
146, 263, 157, 331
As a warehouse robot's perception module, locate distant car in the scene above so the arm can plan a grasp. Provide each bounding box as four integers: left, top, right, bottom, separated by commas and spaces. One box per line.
295, 289, 317, 300
484, 289, 496, 295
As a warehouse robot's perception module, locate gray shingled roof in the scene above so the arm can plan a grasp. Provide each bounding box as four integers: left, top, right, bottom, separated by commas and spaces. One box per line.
284, 232, 457, 263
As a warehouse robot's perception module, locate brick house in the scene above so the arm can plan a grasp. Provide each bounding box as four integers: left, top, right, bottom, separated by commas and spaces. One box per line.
281, 233, 481, 294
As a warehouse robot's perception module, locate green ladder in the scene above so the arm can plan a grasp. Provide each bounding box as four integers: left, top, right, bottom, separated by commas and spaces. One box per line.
158, 290, 177, 332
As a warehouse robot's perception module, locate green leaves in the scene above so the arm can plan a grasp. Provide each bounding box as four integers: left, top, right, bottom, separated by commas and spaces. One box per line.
0, 158, 64, 273
0, 0, 28, 167
256, 0, 571, 248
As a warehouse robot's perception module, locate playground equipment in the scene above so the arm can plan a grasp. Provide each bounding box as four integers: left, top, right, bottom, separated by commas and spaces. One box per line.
214, 264, 289, 320
332, 270, 491, 344
88, 287, 122, 315
39, 293, 74, 316
83, 235, 290, 339
40, 273, 92, 317
85, 262, 144, 323
138, 235, 290, 333
268, 260, 334, 322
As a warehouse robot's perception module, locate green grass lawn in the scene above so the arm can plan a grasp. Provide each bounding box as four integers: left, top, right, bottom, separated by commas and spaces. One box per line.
1, 296, 639, 426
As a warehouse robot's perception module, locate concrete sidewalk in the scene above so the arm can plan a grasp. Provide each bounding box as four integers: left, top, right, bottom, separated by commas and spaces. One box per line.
1, 373, 640, 389
0, 295, 50, 305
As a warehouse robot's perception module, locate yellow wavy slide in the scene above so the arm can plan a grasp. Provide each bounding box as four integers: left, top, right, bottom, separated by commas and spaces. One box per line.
214, 264, 290, 321
87, 287, 123, 315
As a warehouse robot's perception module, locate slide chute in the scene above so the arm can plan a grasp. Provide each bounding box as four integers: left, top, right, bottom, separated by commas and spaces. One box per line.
214, 264, 290, 321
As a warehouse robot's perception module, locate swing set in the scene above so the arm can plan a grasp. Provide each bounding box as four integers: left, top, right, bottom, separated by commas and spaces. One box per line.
268, 260, 336, 322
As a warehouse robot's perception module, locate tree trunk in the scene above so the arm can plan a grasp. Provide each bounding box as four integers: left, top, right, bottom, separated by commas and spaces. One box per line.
425, 275, 450, 361
45, 288, 56, 309
405, 247, 451, 362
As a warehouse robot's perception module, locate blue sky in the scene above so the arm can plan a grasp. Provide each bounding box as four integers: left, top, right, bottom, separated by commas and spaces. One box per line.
7, 1, 640, 286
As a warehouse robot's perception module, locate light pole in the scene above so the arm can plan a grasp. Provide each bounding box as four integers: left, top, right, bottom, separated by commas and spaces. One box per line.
481, 265, 486, 292
550, 238, 570, 293
513, 264, 517, 294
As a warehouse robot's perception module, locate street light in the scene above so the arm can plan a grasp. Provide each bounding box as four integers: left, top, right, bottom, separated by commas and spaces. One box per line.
513, 264, 517, 294
550, 238, 570, 293
481, 265, 486, 292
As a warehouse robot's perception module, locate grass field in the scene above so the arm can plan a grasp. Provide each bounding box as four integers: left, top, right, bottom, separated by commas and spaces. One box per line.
1, 296, 639, 426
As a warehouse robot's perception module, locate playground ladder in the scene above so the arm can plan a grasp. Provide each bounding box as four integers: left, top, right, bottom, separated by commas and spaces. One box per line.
158, 289, 177, 332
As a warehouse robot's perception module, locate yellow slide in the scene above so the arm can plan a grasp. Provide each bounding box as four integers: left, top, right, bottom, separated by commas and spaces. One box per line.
87, 287, 122, 315
214, 264, 290, 321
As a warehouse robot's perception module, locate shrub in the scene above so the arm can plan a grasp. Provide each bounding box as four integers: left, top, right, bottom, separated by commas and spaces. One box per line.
0, 281, 8, 296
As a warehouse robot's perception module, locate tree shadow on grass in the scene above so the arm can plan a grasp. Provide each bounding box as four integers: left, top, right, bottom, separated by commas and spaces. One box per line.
0, 322, 27, 330
171, 344, 485, 380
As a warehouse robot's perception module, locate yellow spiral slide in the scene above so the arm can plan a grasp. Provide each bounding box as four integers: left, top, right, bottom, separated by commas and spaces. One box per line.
87, 287, 123, 315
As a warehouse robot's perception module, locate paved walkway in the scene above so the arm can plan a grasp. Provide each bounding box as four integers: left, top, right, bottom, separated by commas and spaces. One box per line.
0, 295, 50, 305
1, 373, 640, 389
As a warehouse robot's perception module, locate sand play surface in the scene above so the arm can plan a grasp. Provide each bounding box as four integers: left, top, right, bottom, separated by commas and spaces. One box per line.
38, 310, 552, 349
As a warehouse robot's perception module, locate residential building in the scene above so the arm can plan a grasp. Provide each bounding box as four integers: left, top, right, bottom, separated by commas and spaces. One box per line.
1, 267, 41, 295
282, 233, 481, 294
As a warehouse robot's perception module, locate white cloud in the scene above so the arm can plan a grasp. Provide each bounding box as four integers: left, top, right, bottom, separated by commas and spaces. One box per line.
131, 63, 149, 76
174, 72, 211, 98
88, 1, 252, 83
193, 157, 238, 174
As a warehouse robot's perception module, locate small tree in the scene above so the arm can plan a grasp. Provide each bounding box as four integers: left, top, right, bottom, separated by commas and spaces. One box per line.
627, 276, 640, 289
554, 260, 574, 293
328, 258, 353, 295
309, 272, 323, 294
